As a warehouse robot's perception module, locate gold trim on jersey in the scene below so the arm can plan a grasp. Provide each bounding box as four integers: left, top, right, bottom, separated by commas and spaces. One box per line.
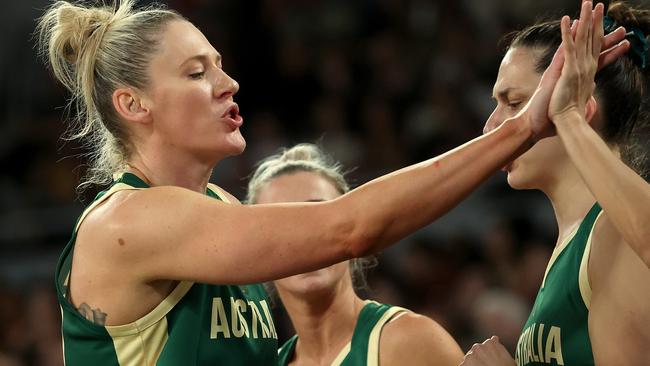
326, 301, 408, 366
578, 210, 605, 310
366, 302, 408, 366
108, 316, 169, 366
74, 182, 141, 232
331, 342, 352, 366
60, 306, 67, 366
207, 183, 231, 203
541, 225, 580, 289
104, 280, 193, 336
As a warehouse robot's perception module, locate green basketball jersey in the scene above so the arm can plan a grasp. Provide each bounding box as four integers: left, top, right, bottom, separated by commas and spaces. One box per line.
515, 203, 603, 366
277, 301, 406, 366
55, 173, 278, 365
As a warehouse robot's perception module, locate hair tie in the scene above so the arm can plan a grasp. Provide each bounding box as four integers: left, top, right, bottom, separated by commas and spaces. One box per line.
604, 15, 649, 69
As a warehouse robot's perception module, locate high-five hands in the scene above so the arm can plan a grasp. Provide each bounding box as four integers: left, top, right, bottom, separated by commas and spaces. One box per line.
524, 1, 629, 141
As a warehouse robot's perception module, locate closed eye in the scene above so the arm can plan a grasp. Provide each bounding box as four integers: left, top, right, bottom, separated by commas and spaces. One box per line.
507, 101, 523, 110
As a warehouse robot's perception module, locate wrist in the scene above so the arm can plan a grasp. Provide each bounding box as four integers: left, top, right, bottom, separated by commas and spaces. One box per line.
552, 109, 586, 129
504, 112, 533, 140
500, 113, 535, 153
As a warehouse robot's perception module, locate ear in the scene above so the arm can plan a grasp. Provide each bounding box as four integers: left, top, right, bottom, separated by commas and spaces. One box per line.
584, 95, 598, 126
112, 87, 152, 125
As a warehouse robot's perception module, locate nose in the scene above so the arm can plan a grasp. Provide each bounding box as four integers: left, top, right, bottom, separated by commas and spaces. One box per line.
214, 68, 239, 99
483, 107, 504, 135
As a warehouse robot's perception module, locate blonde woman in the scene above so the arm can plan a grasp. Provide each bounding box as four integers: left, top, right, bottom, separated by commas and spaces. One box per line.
247, 144, 463, 365
36, 0, 625, 364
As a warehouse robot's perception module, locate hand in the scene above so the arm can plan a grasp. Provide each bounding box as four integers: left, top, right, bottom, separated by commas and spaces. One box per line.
460, 336, 516, 366
548, 2, 602, 122
524, 2, 629, 141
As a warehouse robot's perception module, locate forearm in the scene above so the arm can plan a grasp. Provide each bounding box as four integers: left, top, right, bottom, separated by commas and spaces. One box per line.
342, 116, 532, 256
554, 112, 650, 265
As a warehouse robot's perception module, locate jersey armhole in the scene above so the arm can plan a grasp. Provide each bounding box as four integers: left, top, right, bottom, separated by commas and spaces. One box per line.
579, 210, 606, 310
58, 183, 145, 320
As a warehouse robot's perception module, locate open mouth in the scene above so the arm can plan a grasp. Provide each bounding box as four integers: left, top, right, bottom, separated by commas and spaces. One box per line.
222, 104, 243, 127
224, 104, 239, 119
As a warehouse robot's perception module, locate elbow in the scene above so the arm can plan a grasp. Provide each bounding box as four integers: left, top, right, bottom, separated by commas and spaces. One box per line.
346, 229, 377, 258
328, 200, 378, 259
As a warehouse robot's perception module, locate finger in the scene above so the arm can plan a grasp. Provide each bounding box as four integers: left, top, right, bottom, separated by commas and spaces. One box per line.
575, 2, 591, 44
561, 15, 576, 68
586, 3, 595, 58
571, 19, 579, 38
598, 39, 630, 69
592, 3, 605, 58
579, 1, 593, 61
603, 26, 627, 49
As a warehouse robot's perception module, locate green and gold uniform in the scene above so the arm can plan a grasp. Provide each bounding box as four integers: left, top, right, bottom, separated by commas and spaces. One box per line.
55, 173, 278, 365
277, 301, 406, 366
515, 203, 603, 366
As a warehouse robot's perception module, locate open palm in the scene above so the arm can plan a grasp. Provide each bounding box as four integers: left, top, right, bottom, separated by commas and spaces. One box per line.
524, 1, 628, 141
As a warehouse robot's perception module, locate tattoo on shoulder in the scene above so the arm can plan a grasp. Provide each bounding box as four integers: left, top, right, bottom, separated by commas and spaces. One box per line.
77, 303, 108, 326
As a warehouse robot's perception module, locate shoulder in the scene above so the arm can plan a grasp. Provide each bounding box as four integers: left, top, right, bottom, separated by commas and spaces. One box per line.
379, 311, 463, 366
587, 212, 650, 364
76, 185, 228, 263
588, 212, 626, 287
80, 186, 206, 233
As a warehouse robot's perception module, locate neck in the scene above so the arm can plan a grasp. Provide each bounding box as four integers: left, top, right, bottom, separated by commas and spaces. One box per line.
278, 278, 365, 364
126, 146, 215, 193
540, 165, 596, 244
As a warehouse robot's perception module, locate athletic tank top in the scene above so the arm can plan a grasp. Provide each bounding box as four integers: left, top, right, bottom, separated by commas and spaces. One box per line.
277, 301, 407, 366
55, 173, 278, 365
514, 203, 603, 366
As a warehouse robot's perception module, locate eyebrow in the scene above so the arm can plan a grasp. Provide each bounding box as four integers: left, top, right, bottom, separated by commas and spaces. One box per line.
492, 87, 522, 99
178, 53, 222, 69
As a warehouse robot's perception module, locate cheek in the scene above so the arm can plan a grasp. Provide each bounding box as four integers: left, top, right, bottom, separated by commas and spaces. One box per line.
524, 138, 564, 163
512, 138, 566, 178
153, 83, 212, 118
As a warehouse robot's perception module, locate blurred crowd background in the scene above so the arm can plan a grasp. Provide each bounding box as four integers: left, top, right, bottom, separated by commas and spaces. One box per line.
2, 0, 644, 365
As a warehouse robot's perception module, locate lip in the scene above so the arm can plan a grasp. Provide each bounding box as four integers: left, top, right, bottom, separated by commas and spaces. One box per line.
221, 103, 243, 129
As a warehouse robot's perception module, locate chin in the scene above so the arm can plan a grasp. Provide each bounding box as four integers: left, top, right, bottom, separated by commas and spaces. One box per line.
506, 168, 543, 191
230, 132, 247, 155
506, 172, 529, 190
222, 134, 247, 157
279, 268, 343, 296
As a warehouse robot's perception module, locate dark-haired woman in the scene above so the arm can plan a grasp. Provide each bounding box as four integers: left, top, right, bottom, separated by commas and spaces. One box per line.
462, 2, 650, 365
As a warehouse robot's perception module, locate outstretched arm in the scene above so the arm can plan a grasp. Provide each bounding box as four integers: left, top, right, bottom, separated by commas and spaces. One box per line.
548, 2, 650, 267
91, 3, 629, 287
106, 114, 534, 285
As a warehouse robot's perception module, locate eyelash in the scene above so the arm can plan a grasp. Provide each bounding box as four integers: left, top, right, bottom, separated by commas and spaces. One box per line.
189, 71, 205, 80
507, 101, 522, 110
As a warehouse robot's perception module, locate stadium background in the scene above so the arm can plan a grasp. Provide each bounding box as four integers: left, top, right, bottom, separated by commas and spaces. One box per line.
2, 0, 646, 364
